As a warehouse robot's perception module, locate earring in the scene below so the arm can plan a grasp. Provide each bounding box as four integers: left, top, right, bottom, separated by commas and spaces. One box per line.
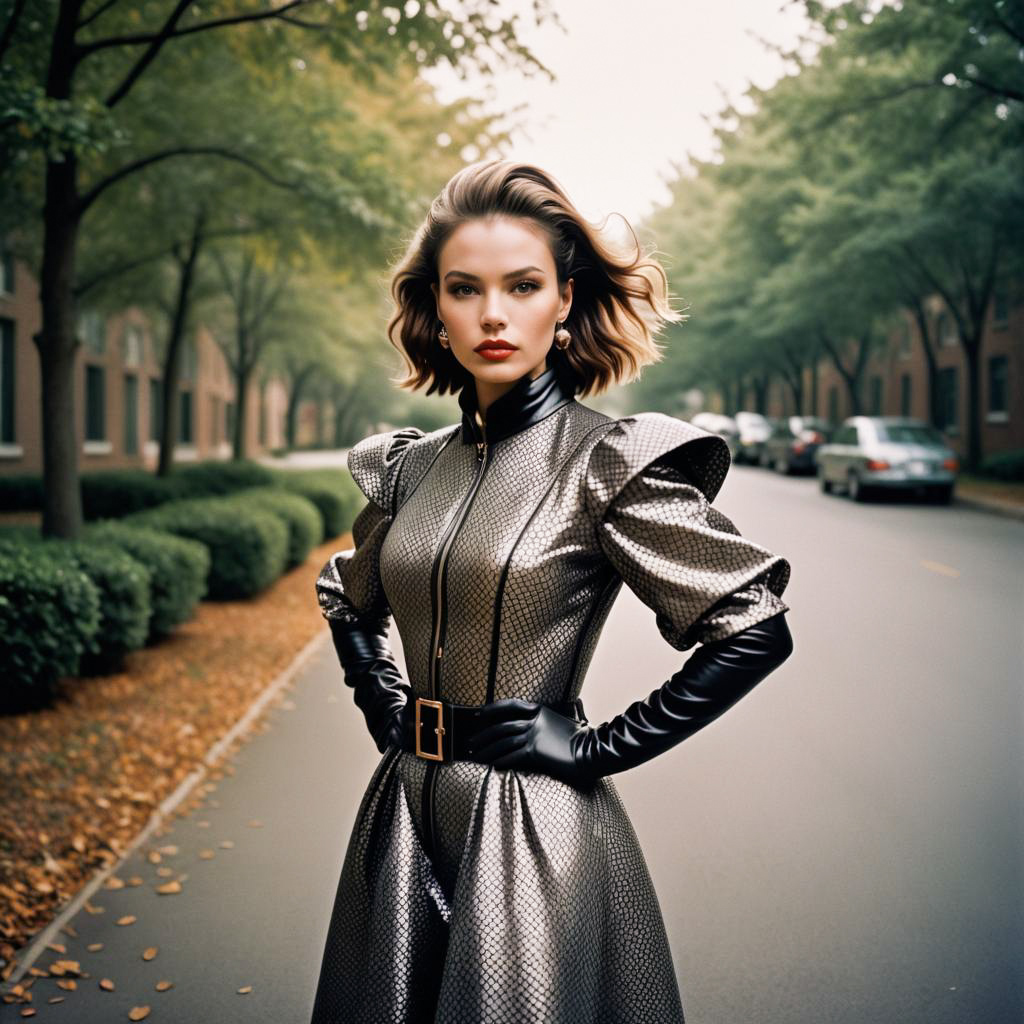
554, 322, 571, 350
438, 324, 449, 348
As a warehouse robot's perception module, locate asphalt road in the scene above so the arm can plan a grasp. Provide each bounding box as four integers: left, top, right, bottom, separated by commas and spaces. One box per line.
5, 463, 1021, 1023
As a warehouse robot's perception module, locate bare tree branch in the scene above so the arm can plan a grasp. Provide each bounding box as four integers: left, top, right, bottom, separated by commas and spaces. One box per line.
78, 145, 304, 214
77, 0, 122, 31
960, 73, 1024, 104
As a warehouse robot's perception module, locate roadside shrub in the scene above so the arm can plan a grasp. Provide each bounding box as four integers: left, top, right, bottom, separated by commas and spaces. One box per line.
0, 474, 44, 512
58, 541, 152, 674
273, 468, 355, 538
86, 521, 210, 638
82, 470, 182, 519
0, 540, 100, 710
978, 449, 1024, 482
238, 488, 323, 567
127, 497, 288, 599
172, 459, 278, 498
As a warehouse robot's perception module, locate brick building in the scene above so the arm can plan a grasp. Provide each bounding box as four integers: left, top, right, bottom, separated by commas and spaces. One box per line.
745, 285, 1022, 462
0, 255, 289, 477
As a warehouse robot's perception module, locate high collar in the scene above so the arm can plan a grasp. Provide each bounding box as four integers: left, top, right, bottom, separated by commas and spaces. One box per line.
458, 358, 577, 446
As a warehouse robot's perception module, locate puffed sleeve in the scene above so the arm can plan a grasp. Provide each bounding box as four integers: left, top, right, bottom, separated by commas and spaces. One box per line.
586, 413, 791, 651
315, 426, 425, 627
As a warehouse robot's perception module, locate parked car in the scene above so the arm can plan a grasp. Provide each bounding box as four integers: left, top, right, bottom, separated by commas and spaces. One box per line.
759, 415, 833, 475
732, 411, 772, 465
816, 416, 959, 503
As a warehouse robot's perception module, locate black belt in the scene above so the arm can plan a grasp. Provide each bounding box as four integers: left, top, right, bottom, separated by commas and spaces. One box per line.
403, 695, 588, 764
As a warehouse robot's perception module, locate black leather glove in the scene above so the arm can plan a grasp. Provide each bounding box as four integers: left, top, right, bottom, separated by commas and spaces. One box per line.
470, 611, 793, 788
328, 617, 415, 753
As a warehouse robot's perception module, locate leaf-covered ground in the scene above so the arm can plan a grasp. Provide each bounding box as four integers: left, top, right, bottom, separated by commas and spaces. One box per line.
0, 536, 344, 980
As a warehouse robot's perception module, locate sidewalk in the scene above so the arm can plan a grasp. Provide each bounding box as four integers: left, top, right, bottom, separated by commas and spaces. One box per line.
953, 474, 1024, 522
0, 637, 383, 1022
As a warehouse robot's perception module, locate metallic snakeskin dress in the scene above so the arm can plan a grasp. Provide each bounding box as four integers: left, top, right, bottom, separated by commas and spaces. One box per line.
310, 362, 791, 1024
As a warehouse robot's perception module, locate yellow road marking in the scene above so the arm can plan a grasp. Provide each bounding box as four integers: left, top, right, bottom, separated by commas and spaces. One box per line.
920, 559, 960, 578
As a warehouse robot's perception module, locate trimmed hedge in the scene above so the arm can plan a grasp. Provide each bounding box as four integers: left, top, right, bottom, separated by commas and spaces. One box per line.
82, 470, 181, 519
58, 540, 152, 674
978, 449, 1024, 482
272, 467, 356, 538
239, 488, 323, 567
127, 496, 289, 599
172, 459, 278, 498
85, 521, 210, 638
0, 475, 44, 512
0, 540, 100, 709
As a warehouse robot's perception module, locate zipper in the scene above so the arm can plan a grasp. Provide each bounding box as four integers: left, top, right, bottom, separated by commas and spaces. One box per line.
428, 428, 490, 701
423, 424, 490, 860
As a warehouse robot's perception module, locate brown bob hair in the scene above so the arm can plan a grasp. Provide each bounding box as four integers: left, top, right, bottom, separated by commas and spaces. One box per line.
387, 160, 682, 398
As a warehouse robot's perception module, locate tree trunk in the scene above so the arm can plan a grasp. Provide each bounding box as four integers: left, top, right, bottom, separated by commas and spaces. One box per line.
962, 332, 982, 471
285, 366, 314, 449
157, 212, 205, 476
909, 301, 939, 426
810, 358, 819, 417
36, 151, 83, 538
233, 362, 251, 460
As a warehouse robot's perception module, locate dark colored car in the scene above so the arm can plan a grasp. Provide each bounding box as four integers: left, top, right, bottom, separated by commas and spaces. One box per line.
759, 416, 833, 475
816, 416, 959, 503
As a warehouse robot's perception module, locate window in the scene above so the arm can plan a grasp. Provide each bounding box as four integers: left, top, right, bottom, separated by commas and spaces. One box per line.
179, 389, 193, 445
827, 387, 839, 425
988, 355, 1008, 418
992, 287, 1009, 329
936, 367, 958, 431
123, 374, 138, 455
85, 365, 106, 441
899, 374, 912, 417
123, 324, 144, 368
937, 312, 957, 348
149, 378, 162, 442
0, 245, 13, 296
1, 318, 14, 443
78, 310, 106, 355
868, 376, 883, 415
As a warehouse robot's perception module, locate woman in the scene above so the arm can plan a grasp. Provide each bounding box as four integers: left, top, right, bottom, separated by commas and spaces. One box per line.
310, 161, 793, 1023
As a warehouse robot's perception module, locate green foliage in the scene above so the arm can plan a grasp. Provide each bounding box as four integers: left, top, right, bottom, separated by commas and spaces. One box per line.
170, 459, 279, 498
237, 487, 324, 567
85, 521, 210, 638
58, 540, 152, 674
273, 467, 357, 538
126, 497, 288, 599
0, 475, 45, 512
978, 449, 1024, 482
0, 540, 100, 709
81, 469, 182, 519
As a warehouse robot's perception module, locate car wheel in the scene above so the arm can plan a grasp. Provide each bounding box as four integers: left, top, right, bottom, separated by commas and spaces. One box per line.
848, 470, 871, 502
819, 470, 833, 494
932, 484, 954, 505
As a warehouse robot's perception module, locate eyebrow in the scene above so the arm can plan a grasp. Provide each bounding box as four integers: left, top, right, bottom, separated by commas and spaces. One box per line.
443, 266, 546, 282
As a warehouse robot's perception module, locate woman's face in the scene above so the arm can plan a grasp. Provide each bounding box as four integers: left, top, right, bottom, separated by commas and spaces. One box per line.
432, 215, 573, 398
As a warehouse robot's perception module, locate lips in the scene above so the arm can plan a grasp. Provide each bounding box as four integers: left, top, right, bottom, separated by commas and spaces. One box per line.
474, 340, 517, 352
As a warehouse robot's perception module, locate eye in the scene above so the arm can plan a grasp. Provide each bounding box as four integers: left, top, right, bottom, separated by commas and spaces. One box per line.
513, 280, 540, 294
450, 283, 476, 297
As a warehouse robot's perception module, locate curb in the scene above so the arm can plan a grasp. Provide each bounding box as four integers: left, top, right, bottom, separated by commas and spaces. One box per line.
953, 494, 1024, 523
1, 628, 331, 990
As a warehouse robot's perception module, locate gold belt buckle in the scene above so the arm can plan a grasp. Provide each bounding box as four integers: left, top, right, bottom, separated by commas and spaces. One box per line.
414, 698, 446, 761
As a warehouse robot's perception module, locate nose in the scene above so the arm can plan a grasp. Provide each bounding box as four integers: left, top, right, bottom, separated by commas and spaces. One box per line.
480, 289, 507, 333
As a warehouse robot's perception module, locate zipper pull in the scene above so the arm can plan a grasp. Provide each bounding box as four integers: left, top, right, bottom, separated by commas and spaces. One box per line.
436, 645, 443, 659
476, 441, 486, 461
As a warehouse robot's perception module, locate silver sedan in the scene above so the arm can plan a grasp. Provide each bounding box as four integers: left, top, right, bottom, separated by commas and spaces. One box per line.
816, 416, 959, 503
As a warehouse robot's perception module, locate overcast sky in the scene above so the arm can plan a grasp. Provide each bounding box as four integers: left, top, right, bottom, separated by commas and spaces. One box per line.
424, 0, 812, 226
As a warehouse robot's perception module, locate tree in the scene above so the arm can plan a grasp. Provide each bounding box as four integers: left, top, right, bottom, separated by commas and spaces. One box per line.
0, 0, 551, 537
